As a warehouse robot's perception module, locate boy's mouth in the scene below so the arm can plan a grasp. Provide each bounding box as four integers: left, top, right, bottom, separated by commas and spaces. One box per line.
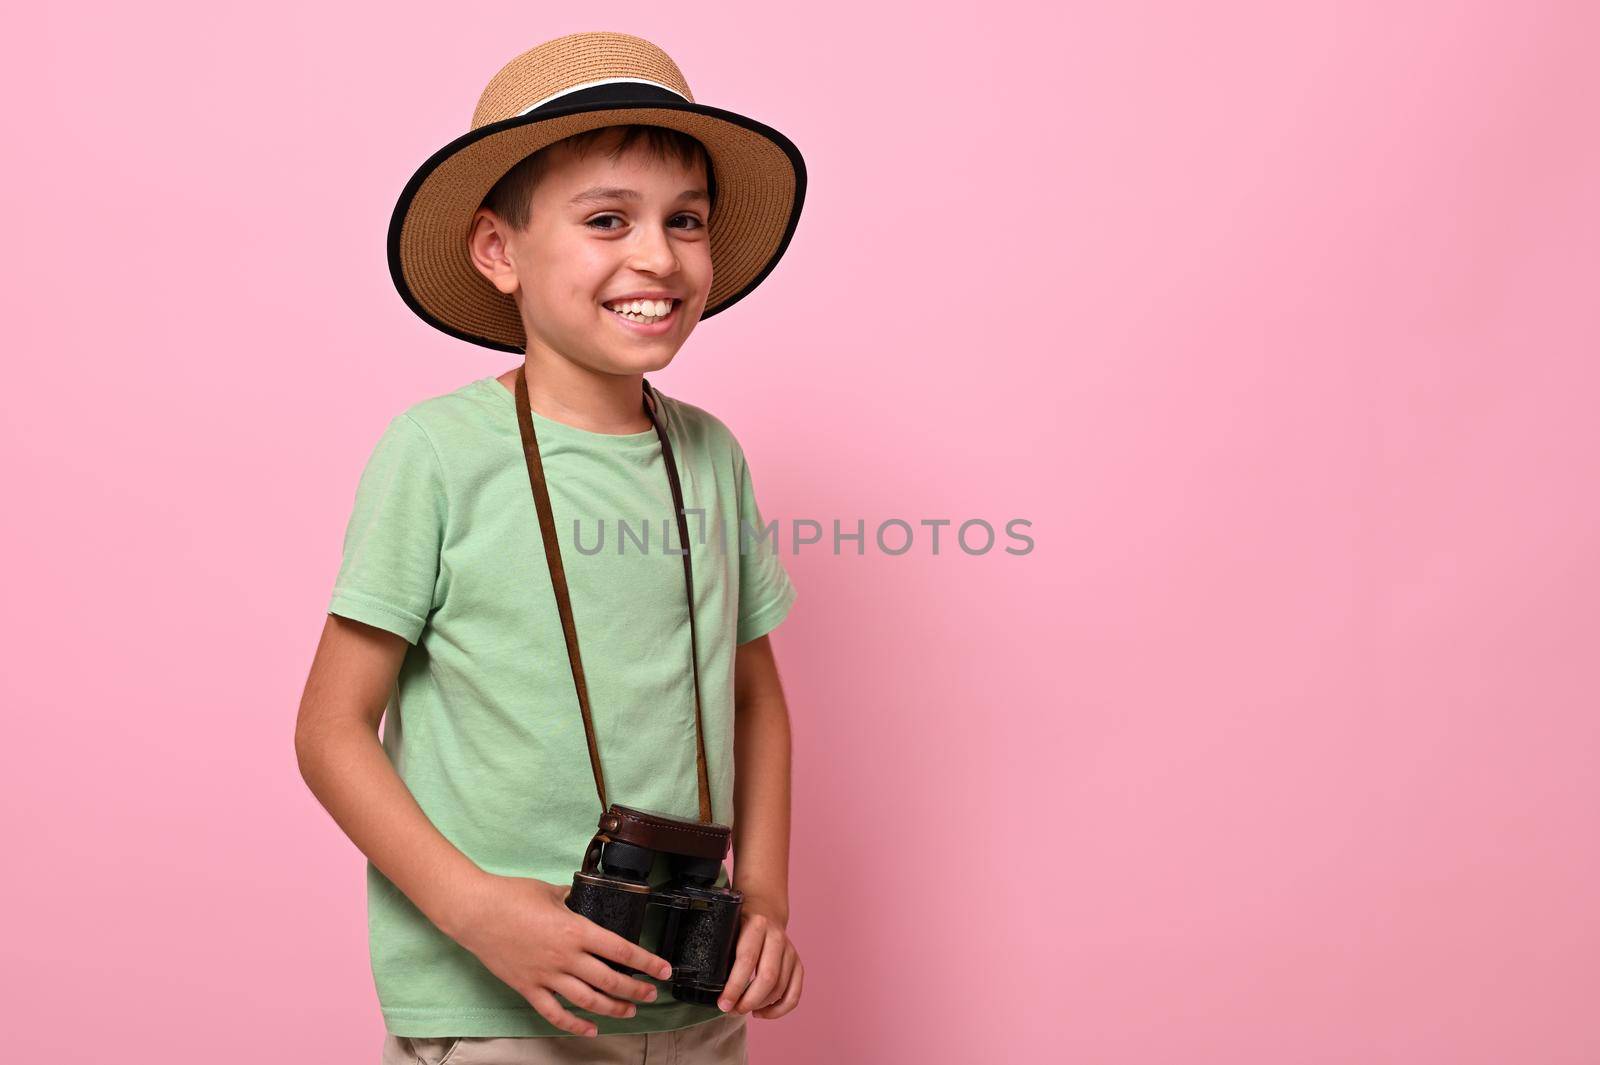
603, 298, 680, 324
602, 297, 681, 335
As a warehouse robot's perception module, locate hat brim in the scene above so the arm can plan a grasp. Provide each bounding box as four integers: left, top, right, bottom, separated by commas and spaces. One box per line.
388, 98, 807, 353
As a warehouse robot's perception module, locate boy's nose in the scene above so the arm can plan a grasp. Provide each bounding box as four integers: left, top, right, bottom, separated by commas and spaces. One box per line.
626, 230, 681, 274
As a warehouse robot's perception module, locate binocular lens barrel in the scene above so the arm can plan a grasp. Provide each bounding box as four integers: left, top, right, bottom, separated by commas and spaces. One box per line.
660, 886, 743, 1005
566, 873, 652, 975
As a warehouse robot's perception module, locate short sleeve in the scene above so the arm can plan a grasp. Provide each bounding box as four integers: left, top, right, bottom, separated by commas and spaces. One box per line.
734, 445, 797, 644
327, 414, 447, 645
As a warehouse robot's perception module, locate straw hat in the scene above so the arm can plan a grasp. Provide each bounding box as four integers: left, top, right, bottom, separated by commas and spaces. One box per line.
387, 31, 808, 353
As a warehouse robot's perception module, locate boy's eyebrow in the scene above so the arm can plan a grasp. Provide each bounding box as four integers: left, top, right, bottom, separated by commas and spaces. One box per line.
567, 185, 711, 207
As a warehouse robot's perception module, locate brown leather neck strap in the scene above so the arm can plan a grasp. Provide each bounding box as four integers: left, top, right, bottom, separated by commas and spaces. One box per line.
513, 365, 714, 824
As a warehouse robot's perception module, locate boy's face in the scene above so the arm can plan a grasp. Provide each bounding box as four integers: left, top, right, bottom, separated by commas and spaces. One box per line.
469, 128, 712, 376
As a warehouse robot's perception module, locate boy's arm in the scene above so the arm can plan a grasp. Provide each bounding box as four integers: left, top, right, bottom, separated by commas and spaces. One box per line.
295, 613, 672, 1035
731, 633, 792, 925
293, 614, 486, 940
722, 632, 805, 1017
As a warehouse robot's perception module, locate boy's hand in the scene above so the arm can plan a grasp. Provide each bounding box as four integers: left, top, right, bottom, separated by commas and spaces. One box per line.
448, 874, 672, 1038
716, 904, 804, 1019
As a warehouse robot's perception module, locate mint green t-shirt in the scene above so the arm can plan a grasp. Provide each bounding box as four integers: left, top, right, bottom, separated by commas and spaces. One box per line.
326, 375, 796, 1038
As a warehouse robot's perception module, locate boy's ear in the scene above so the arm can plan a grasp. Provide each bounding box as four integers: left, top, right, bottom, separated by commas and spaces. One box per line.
466, 208, 520, 296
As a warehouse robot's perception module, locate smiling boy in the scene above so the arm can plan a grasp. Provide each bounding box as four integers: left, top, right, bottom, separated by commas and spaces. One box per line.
294, 33, 808, 1063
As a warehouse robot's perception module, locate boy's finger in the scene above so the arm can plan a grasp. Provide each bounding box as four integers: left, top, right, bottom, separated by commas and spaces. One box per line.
754, 942, 797, 1011
527, 987, 598, 1038
731, 927, 785, 1014
753, 959, 803, 1020
573, 954, 661, 1003
552, 973, 637, 1019
716, 918, 768, 1011
583, 926, 673, 980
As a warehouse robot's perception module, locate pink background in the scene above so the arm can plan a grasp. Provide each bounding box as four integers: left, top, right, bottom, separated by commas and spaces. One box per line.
4, 2, 1597, 1062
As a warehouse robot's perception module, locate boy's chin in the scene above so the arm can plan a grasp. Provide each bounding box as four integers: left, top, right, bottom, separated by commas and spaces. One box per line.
584, 346, 679, 377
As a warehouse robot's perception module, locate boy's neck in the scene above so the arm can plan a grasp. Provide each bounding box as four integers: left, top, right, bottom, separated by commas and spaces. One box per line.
496, 353, 652, 435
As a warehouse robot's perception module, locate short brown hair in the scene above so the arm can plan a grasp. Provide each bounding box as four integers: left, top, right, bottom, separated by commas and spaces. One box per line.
480, 124, 714, 231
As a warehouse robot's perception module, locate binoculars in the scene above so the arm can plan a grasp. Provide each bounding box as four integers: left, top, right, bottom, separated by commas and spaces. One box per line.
565, 804, 744, 1006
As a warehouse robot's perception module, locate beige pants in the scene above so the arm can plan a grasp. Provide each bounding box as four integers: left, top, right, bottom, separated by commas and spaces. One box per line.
381, 1012, 748, 1064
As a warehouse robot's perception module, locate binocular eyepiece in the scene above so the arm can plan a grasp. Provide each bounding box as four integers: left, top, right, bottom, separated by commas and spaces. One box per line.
565, 804, 743, 1007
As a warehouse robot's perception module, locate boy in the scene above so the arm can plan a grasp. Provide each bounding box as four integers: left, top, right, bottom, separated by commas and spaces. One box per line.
295, 32, 808, 1063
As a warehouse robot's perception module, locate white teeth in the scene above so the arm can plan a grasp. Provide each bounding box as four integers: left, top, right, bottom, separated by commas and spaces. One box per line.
606, 298, 675, 321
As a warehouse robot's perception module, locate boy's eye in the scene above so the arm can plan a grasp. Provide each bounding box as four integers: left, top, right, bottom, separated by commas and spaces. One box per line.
585, 214, 706, 231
